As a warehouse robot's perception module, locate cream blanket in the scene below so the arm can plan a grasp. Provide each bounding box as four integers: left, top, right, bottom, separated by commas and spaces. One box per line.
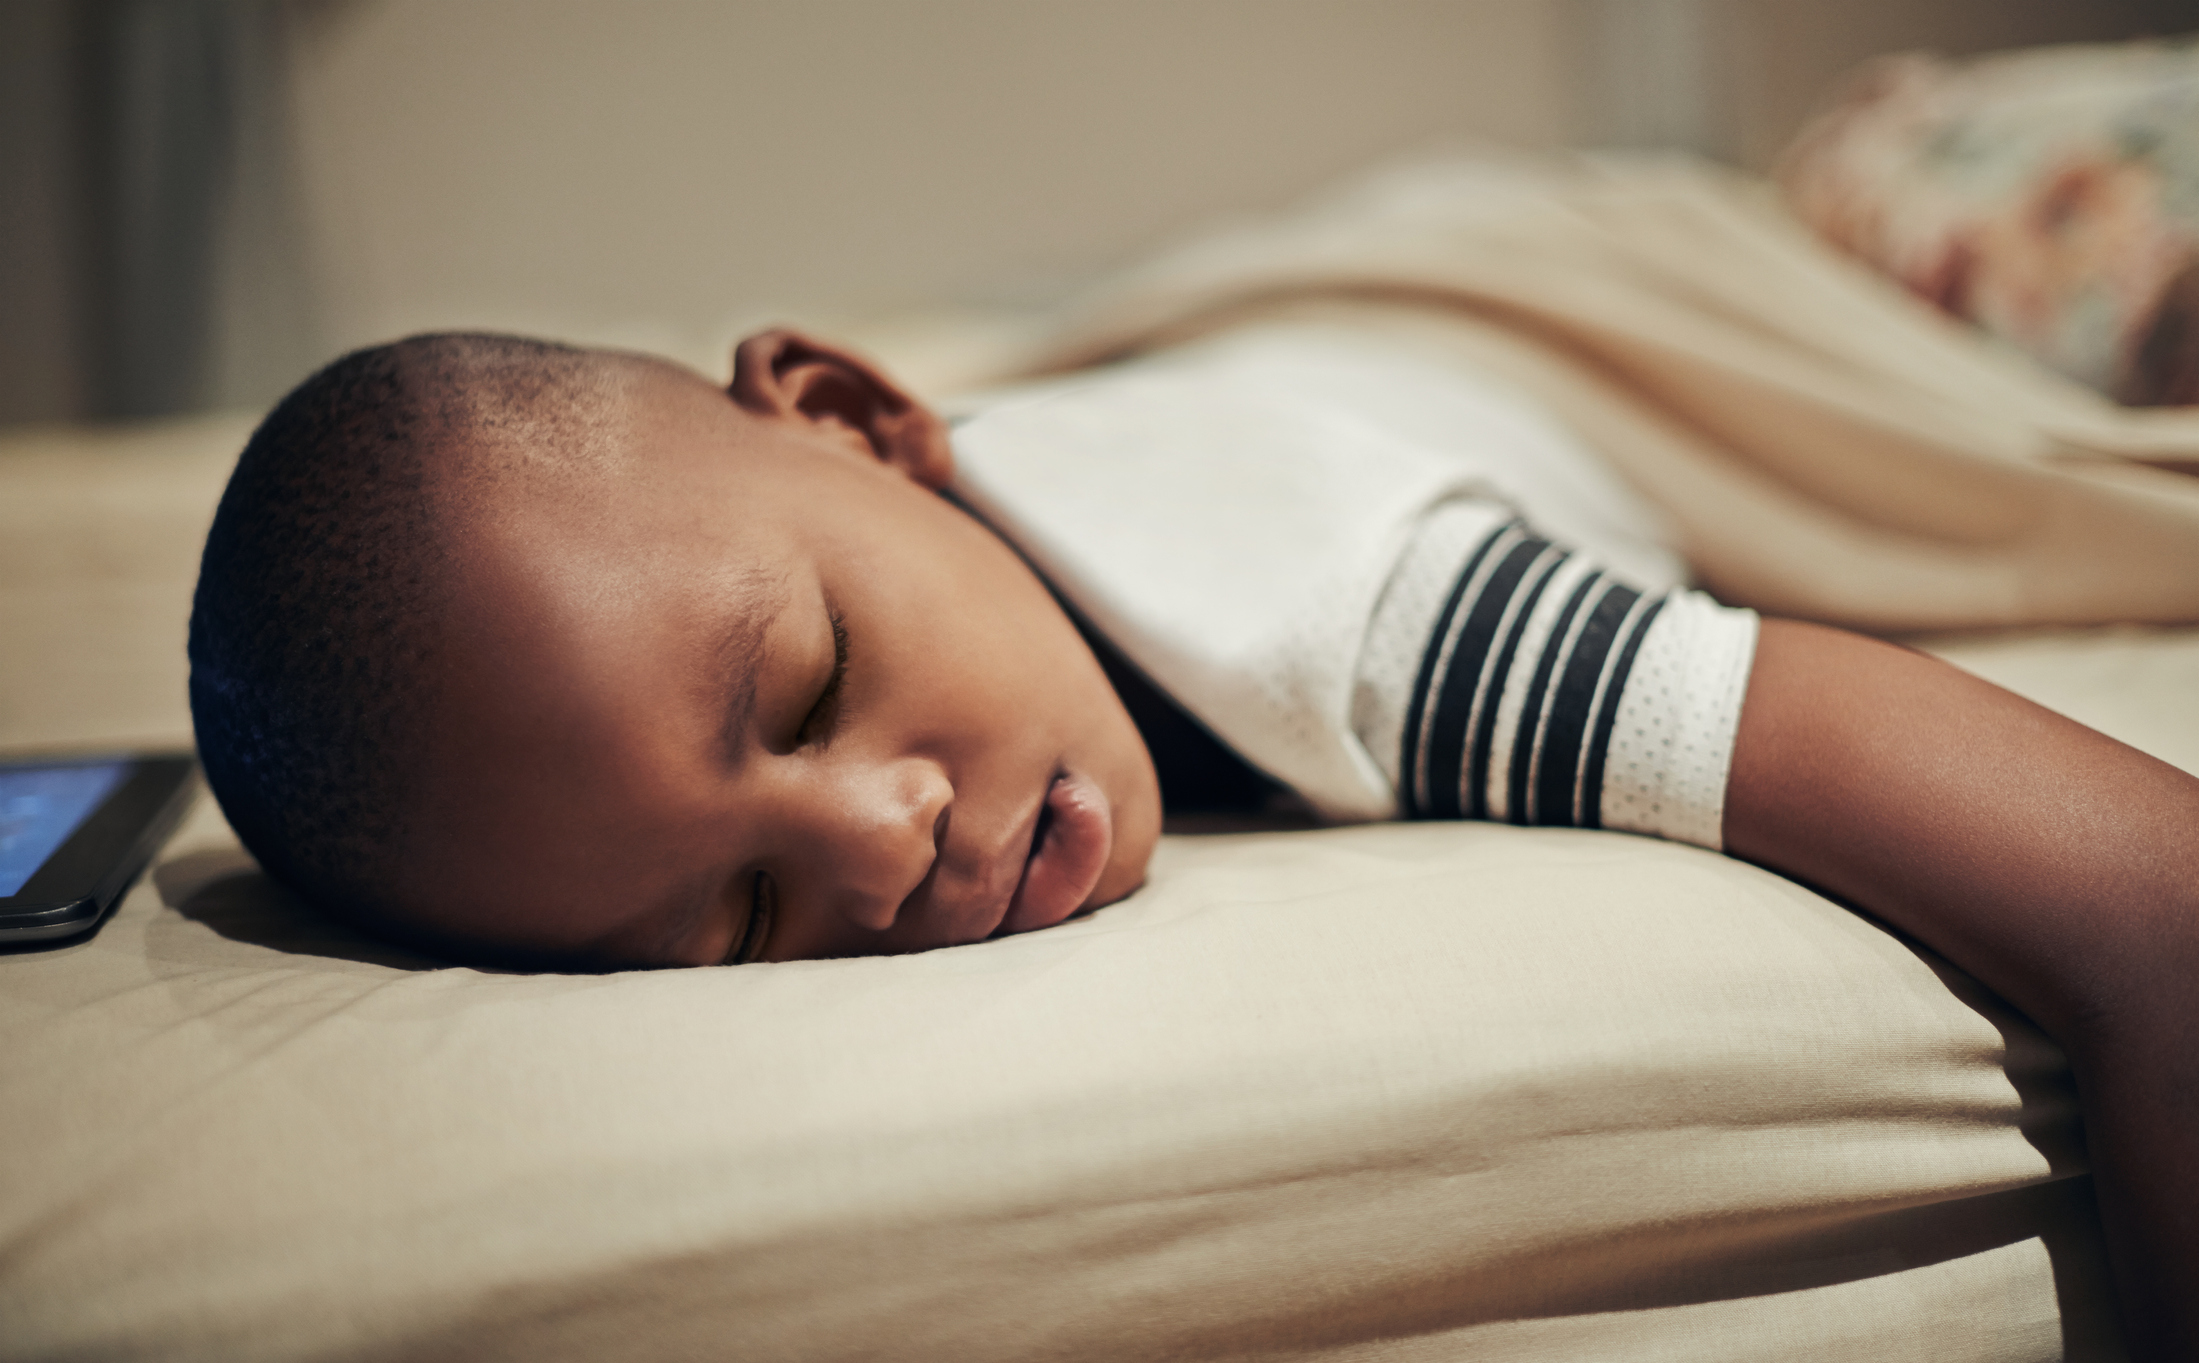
982, 153, 2199, 632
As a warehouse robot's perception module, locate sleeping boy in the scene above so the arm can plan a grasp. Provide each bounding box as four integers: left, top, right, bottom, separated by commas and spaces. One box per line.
188, 325, 2197, 1351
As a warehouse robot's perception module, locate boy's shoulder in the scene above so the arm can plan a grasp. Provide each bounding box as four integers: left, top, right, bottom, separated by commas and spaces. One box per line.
948, 327, 1508, 823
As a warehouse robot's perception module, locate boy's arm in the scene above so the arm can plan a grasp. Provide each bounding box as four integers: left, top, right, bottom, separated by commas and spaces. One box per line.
1726, 620, 2199, 1359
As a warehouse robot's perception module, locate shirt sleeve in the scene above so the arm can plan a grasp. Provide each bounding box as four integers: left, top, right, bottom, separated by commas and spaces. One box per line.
1350, 499, 1758, 850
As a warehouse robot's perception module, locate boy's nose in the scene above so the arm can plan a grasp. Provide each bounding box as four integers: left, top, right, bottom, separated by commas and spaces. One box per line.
809, 755, 953, 934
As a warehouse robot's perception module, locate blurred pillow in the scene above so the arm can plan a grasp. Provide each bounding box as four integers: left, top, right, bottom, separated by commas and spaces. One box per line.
1777, 36, 2199, 406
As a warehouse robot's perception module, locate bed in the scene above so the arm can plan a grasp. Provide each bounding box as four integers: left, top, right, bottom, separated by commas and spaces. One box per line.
6, 136, 2199, 1359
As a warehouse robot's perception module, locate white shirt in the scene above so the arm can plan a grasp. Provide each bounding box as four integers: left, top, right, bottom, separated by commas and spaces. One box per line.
950, 324, 1756, 847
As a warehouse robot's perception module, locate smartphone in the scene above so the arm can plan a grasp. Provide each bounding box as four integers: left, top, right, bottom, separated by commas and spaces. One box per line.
0, 752, 200, 944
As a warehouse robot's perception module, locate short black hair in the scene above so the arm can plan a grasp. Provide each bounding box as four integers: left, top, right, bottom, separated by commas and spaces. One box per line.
188, 331, 609, 924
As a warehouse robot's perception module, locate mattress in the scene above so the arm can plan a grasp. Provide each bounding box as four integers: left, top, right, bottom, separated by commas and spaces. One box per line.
4, 382, 2189, 1359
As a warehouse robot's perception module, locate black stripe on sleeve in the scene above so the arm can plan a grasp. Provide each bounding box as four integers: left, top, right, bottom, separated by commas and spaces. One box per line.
1398, 529, 1683, 835
1579, 594, 1666, 831
1508, 567, 1599, 824
1418, 533, 1548, 820
1464, 546, 1566, 820
1533, 580, 1638, 828
1398, 521, 1513, 819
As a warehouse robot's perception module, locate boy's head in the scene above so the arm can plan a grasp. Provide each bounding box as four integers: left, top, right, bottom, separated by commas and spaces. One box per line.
190, 330, 1161, 968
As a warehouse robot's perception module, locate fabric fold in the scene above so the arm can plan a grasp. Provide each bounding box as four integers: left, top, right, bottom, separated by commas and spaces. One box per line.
975, 152, 2199, 631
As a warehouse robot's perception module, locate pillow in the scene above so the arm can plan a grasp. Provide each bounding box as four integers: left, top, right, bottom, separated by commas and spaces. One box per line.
0, 799, 2117, 1361
1778, 36, 2199, 406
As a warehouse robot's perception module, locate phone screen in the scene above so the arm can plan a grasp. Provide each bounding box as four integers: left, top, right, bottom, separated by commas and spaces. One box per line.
0, 761, 131, 896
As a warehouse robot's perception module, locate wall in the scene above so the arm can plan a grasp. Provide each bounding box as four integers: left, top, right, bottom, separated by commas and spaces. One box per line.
3, 0, 2191, 425
283, 0, 1578, 375
0, 1, 90, 426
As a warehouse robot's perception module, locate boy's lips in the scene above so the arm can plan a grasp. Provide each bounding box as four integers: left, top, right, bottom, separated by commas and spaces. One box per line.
995, 771, 1113, 937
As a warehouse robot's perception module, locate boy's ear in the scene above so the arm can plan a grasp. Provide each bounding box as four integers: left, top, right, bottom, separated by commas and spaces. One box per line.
728, 329, 955, 489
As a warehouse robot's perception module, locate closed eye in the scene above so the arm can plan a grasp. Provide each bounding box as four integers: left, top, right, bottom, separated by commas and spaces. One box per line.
725, 870, 776, 965
797, 607, 848, 745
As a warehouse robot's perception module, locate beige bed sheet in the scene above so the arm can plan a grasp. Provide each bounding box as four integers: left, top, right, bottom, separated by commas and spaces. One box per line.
3, 315, 2194, 1358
